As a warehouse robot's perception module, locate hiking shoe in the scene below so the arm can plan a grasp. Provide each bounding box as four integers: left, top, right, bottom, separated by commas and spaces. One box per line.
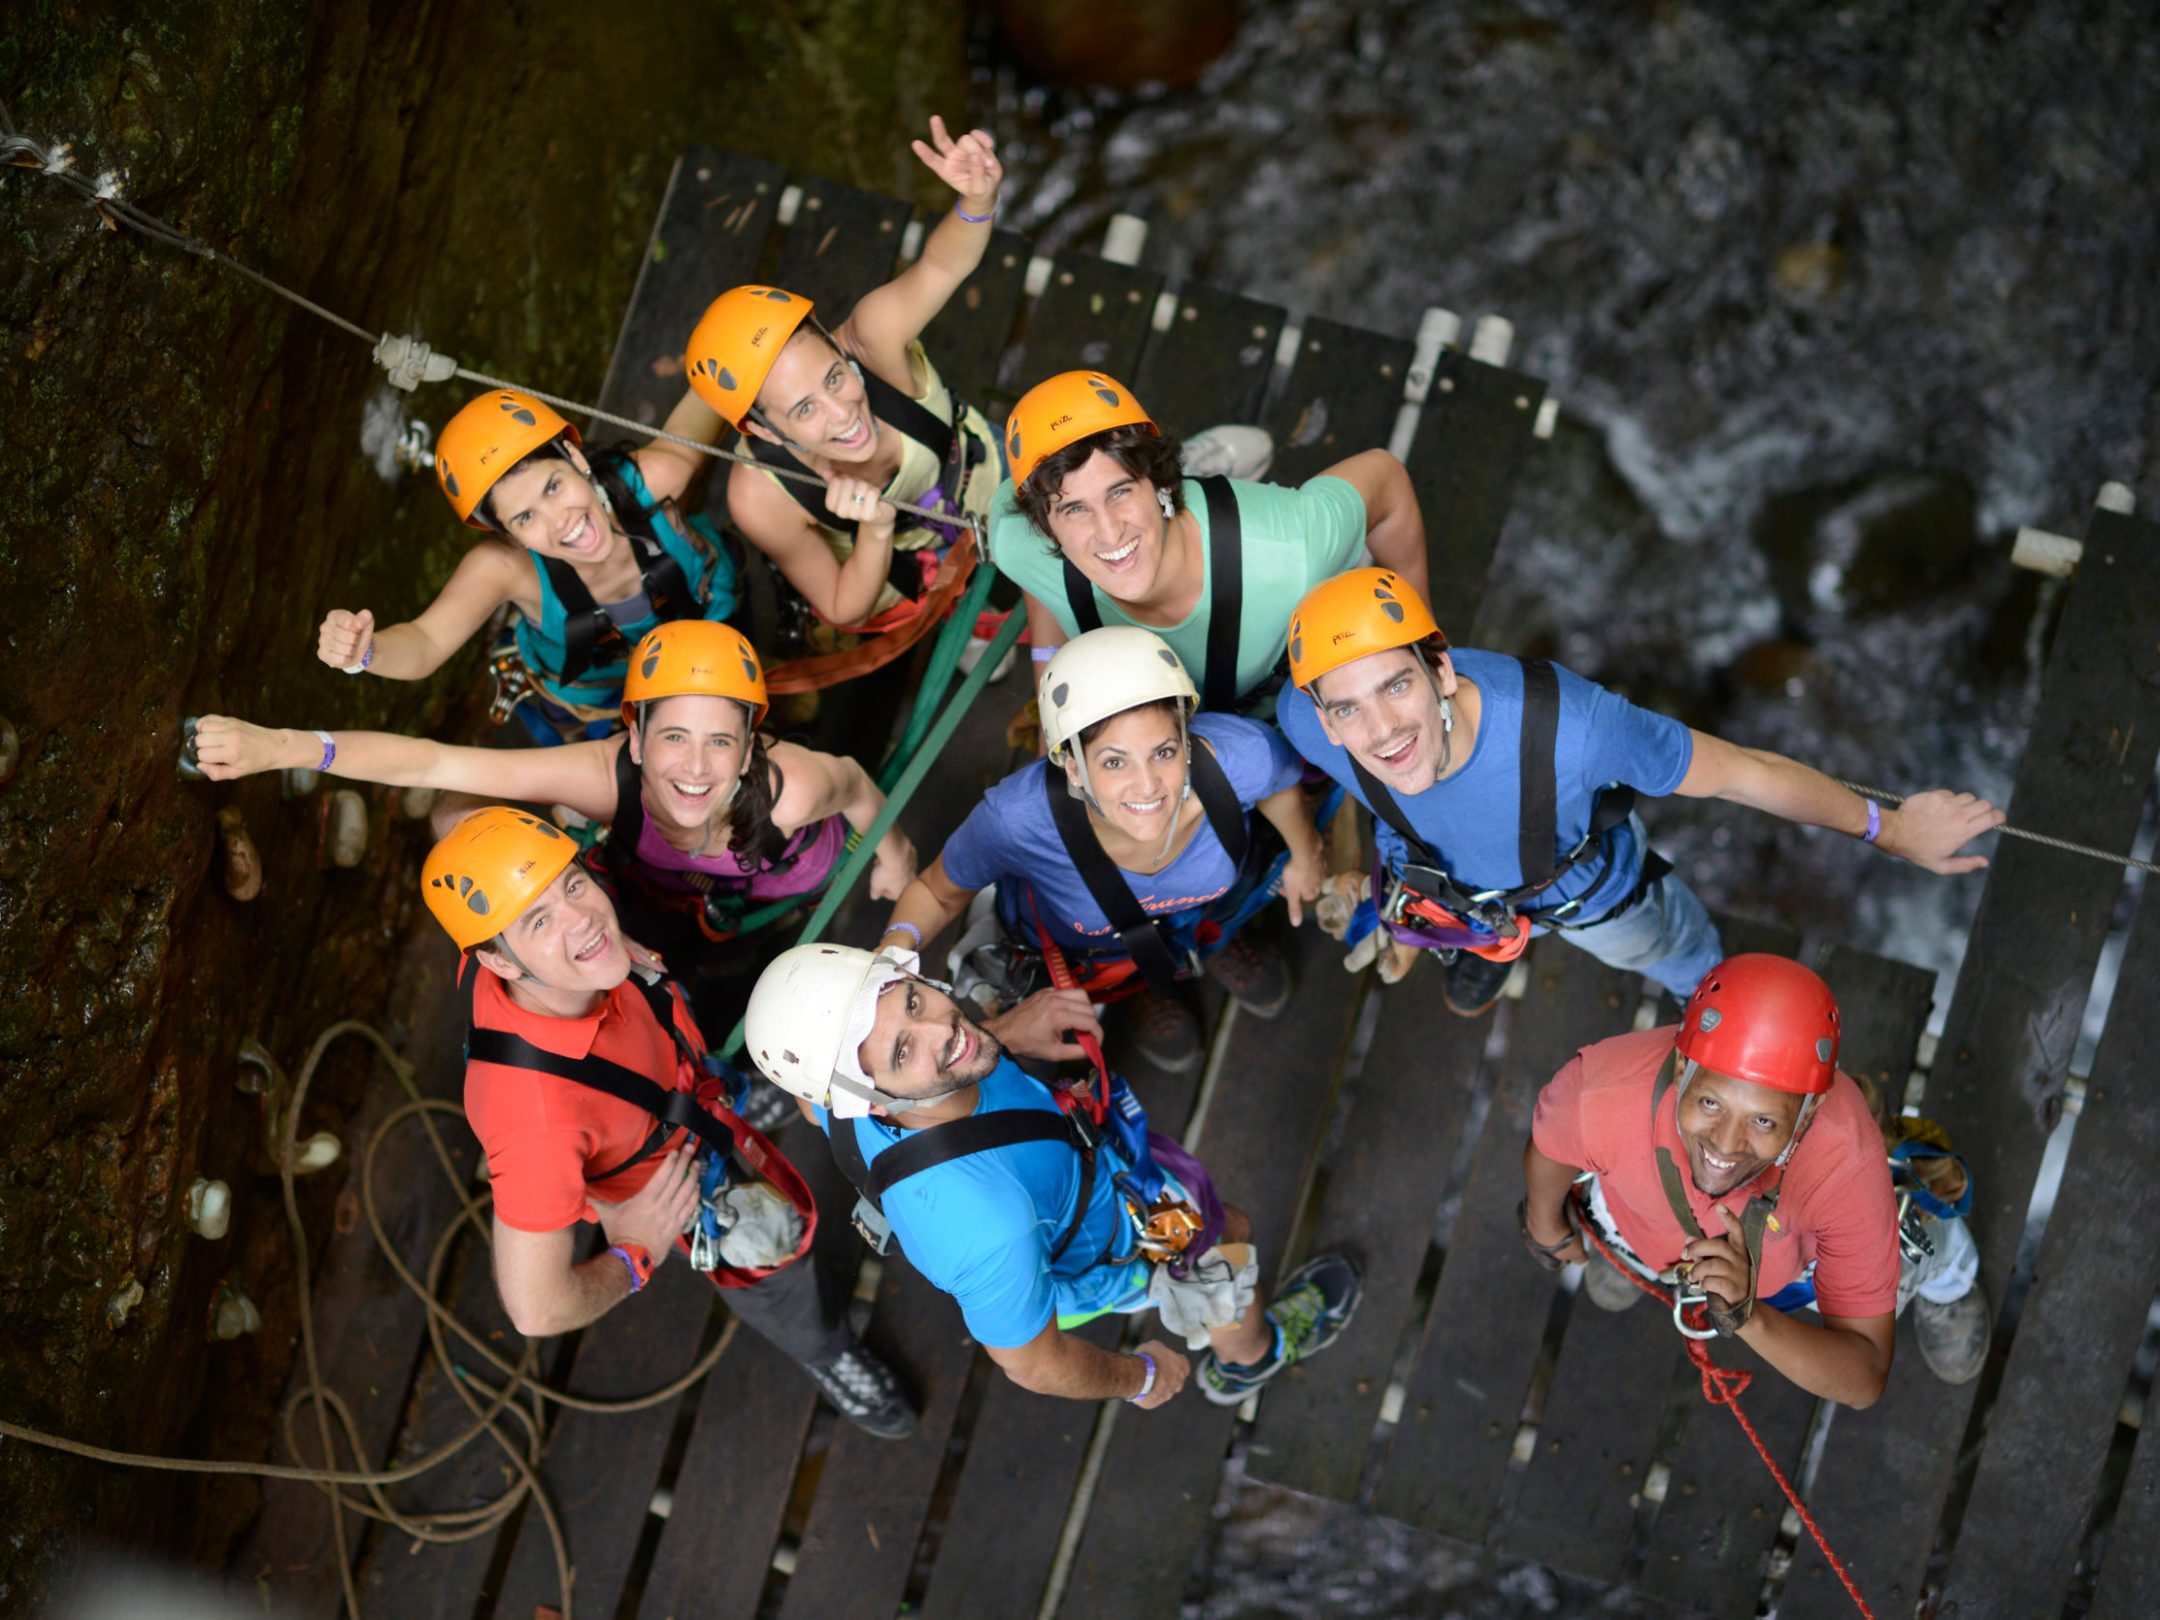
1114, 988, 1204, 1075
805, 1339, 918, 1439
1204, 930, 1293, 1019
1579, 1250, 1646, 1312
1197, 1254, 1362, 1406
1443, 949, 1516, 1017
1180, 424, 1274, 481
1913, 1282, 1992, 1385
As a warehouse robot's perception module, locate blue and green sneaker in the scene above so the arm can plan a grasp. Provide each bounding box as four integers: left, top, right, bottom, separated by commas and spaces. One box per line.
1196, 1253, 1362, 1407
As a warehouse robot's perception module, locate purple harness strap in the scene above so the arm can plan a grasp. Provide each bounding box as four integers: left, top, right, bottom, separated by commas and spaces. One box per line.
1145, 1129, 1226, 1278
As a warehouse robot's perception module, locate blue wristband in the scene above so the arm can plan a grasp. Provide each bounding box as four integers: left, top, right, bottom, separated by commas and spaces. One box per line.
312, 729, 336, 773
885, 920, 923, 952
1861, 799, 1882, 845
955, 202, 995, 224
608, 1244, 649, 1293
1126, 1349, 1157, 1404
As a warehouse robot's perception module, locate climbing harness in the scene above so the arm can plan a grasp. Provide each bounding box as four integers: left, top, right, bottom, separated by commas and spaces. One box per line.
1355, 658, 1643, 956
1061, 475, 1246, 717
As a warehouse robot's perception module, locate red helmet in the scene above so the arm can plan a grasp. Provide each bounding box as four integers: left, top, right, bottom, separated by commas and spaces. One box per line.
1674, 954, 1840, 1095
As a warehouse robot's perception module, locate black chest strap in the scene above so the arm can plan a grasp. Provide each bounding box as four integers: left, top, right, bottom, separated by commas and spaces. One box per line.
460, 962, 732, 1183
1353, 656, 1637, 918
1039, 741, 1249, 994
744, 363, 971, 541
1060, 476, 1243, 715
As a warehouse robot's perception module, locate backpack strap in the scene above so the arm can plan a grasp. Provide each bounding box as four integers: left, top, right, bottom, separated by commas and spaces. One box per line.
834, 1106, 1097, 1263
1057, 476, 1241, 710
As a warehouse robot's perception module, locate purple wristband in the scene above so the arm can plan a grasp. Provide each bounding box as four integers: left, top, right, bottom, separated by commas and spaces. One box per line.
1126, 1349, 1157, 1404
312, 729, 336, 773
1861, 798, 1882, 845
608, 1245, 647, 1293
954, 202, 995, 224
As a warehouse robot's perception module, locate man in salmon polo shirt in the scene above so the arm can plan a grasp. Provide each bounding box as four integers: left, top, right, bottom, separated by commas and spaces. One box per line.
1520, 953, 1989, 1400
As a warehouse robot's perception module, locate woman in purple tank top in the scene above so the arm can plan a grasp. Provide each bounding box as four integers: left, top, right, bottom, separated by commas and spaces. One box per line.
189, 622, 915, 957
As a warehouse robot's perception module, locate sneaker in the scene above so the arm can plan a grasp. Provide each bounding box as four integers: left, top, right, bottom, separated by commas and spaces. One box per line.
804, 1339, 918, 1439
1204, 931, 1292, 1019
1443, 949, 1516, 1018
1115, 988, 1203, 1076
1179, 424, 1274, 481
1912, 1282, 1991, 1385
1197, 1254, 1362, 1406
1579, 1251, 1646, 1313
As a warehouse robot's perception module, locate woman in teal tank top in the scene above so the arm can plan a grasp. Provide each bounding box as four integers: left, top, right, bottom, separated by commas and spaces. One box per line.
312, 382, 739, 738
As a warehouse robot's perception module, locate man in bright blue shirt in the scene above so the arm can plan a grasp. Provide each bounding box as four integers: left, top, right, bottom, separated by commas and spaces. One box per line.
743, 943, 1362, 1408
1280, 569, 2005, 1013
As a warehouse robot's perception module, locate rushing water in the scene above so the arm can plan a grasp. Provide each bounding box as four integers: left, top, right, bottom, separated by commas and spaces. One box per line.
972, 2, 2159, 1612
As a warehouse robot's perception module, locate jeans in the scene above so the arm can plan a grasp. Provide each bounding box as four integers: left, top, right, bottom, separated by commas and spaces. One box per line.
1557, 865, 1724, 1000
716, 1246, 853, 1370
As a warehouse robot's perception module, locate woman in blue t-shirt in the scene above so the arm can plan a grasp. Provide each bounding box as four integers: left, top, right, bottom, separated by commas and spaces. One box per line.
311, 385, 739, 743
878, 627, 1325, 1076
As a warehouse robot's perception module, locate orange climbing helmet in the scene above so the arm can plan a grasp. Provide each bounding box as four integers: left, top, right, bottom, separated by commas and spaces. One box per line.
1675, 954, 1841, 1096
1286, 567, 1444, 693
684, 285, 817, 425
620, 621, 770, 730
434, 389, 580, 528
1004, 370, 1158, 492
422, 807, 580, 951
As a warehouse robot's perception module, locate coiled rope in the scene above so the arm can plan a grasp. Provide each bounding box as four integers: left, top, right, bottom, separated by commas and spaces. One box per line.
1, 105, 972, 529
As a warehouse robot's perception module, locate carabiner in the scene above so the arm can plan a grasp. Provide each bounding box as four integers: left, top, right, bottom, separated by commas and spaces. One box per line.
1671, 1285, 1721, 1341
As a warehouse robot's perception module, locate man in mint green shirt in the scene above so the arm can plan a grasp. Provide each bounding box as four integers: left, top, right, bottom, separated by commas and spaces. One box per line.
988, 369, 1430, 714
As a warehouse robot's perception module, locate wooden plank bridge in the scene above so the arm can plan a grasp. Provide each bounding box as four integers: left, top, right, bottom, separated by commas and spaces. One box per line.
230, 148, 2160, 1619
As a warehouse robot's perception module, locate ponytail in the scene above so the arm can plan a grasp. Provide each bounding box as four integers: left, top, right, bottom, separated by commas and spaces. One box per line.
725, 729, 788, 869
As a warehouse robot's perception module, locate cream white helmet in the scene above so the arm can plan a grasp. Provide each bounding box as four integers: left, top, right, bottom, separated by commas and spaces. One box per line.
744, 943, 921, 1118
1038, 626, 1199, 760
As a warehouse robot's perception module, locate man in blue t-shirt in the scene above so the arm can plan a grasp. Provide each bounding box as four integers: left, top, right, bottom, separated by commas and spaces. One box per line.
1279, 569, 2005, 1013
743, 943, 1363, 1409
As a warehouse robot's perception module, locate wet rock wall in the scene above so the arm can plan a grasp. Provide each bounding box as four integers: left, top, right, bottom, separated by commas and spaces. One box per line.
0, 1, 962, 1603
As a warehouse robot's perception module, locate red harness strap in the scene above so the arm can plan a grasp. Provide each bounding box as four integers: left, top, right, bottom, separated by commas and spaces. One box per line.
1023, 891, 1111, 1128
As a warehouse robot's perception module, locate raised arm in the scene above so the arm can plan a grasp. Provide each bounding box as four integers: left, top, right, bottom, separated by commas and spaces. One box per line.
836, 118, 1003, 378
631, 387, 731, 505
1674, 730, 2003, 876
316, 539, 533, 681
768, 741, 916, 900
725, 463, 896, 625
191, 716, 623, 823
1317, 449, 1429, 603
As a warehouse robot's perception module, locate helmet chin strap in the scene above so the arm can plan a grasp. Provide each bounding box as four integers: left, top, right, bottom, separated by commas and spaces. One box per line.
1069, 706, 1195, 866
1422, 662, 1455, 779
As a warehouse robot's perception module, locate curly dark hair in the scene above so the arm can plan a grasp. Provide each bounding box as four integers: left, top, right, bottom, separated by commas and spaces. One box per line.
1013, 422, 1188, 552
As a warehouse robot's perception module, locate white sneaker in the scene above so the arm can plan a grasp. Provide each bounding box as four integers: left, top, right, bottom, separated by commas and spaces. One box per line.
959, 632, 1016, 682
1180, 424, 1274, 480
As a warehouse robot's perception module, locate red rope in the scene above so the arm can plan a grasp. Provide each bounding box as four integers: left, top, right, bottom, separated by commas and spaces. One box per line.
1572, 1218, 1876, 1620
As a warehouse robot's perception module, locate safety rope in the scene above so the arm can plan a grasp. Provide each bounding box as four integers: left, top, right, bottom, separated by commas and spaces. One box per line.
1835, 781, 2160, 878
1, 108, 973, 530
1570, 1218, 1876, 1620
0, 1018, 736, 1620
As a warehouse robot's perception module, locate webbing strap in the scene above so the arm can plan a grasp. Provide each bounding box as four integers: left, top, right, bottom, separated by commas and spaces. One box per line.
1038, 742, 1248, 994
831, 1107, 1097, 1264
1060, 476, 1242, 714
1517, 658, 1562, 887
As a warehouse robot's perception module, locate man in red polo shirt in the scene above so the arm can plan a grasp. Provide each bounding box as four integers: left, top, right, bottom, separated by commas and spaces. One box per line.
1520, 954, 1987, 1402
427, 805, 916, 1437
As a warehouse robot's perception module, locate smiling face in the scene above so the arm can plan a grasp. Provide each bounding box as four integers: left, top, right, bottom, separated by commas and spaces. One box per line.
1064, 702, 1187, 841
1311, 645, 1454, 788
1042, 448, 1174, 602
751, 329, 878, 462
478, 862, 629, 997
627, 693, 754, 837
861, 975, 1003, 1106
1676, 1068, 1807, 1198
485, 446, 611, 561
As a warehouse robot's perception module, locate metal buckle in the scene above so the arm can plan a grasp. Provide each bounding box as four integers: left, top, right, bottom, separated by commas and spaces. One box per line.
486, 648, 535, 726
1665, 1262, 1722, 1340
849, 1195, 895, 1256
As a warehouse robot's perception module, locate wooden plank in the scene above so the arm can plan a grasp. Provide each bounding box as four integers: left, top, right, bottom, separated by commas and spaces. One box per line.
1784, 506, 2160, 1620
1131, 281, 1286, 431
492, 1263, 717, 1618
228, 950, 469, 1616
1422, 347, 1544, 642
1369, 943, 1637, 1534
1262, 316, 1414, 488
1007, 249, 1164, 385
1243, 980, 1490, 1501
636, 1134, 860, 1620
1935, 878, 2160, 1618
774, 1253, 974, 1620
2090, 1384, 2160, 1620
769, 174, 911, 317
1057, 926, 1365, 1620
593, 145, 786, 433
1640, 942, 1934, 1615
920, 227, 1032, 404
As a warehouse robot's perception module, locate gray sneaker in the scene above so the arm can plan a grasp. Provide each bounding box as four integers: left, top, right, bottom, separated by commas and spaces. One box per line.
1579, 1251, 1646, 1312
1913, 1282, 1992, 1384
1179, 424, 1274, 480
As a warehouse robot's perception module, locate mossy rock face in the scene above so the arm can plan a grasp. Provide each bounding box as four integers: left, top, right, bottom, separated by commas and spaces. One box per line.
0, 0, 963, 1600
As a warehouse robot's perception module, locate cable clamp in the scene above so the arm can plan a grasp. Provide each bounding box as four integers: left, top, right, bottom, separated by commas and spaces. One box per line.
373, 332, 458, 393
